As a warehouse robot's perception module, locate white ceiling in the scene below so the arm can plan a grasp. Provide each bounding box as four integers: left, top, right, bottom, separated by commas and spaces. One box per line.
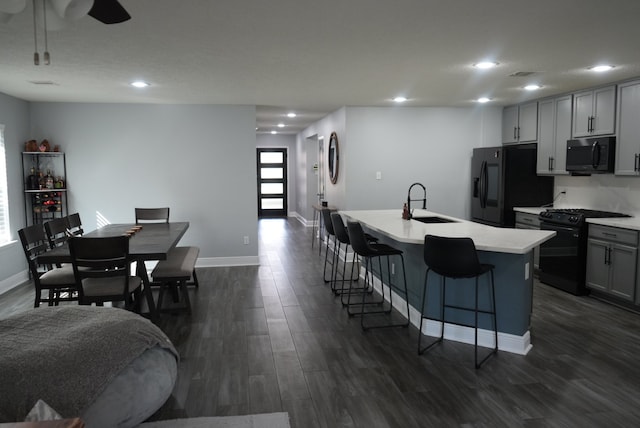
1, 0, 640, 135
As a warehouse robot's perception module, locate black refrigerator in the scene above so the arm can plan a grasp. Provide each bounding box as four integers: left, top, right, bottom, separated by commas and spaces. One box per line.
471, 143, 554, 227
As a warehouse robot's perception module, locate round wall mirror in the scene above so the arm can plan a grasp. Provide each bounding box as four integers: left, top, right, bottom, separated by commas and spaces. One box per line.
328, 132, 339, 184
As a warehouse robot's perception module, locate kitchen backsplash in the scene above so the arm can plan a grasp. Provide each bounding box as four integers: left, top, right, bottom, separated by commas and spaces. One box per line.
555, 175, 640, 215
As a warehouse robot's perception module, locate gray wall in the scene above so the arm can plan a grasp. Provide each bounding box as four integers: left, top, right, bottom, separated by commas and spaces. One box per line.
344, 106, 502, 218
298, 106, 502, 220
0, 93, 30, 294
296, 108, 346, 221
29, 103, 259, 266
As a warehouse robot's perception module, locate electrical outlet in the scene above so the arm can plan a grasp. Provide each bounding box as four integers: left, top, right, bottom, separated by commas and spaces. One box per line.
243, 236, 250, 245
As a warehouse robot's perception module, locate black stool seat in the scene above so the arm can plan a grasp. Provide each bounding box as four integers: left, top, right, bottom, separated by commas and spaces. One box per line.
418, 235, 498, 369
355, 242, 402, 257
345, 221, 410, 330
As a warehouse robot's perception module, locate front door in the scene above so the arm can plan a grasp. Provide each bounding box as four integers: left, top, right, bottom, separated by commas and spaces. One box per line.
257, 148, 288, 217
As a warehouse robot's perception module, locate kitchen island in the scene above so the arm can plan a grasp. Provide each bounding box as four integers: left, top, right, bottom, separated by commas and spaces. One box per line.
340, 209, 556, 355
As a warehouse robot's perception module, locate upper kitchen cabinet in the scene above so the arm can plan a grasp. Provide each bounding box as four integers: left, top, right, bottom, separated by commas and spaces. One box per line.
615, 80, 640, 176
537, 95, 572, 175
502, 102, 538, 144
572, 85, 616, 137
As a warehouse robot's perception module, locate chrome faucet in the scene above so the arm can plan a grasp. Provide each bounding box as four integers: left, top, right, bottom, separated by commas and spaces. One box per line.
407, 182, 426, 219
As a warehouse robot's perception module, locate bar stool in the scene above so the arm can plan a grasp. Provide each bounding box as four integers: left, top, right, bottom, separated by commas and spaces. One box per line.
330, 212, 378, 297
346, 221, 410, 330
321, 208, 338, 284
418, 234, 498, 369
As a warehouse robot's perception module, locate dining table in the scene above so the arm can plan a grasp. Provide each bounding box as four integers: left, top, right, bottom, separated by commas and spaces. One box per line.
37, 222, 189, 321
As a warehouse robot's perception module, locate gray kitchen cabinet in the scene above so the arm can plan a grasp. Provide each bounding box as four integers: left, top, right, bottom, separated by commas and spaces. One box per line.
615, 79, 640, 175
572, 85, 616, 137
536, 95, 572, 175
515, 211, 542, 269
586, 224, 638, 302
502, 102, 538, 144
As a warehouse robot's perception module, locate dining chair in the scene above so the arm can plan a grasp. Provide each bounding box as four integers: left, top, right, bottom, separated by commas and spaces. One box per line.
66, 212, 84, 236
18, 224, 78, 308
44, 217, 71, 251
68, 235, 142, 311
135, 207, 170, 223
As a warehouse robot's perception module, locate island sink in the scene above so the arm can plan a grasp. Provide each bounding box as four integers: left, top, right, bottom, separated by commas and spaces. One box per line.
412, 216, 458, 224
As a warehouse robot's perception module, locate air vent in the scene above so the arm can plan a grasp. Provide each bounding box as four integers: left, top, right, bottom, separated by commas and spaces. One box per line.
28, 80, 58, 85
509, 72, 537, 77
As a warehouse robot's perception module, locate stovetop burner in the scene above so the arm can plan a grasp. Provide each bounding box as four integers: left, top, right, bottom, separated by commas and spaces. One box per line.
539, 208, 631, 226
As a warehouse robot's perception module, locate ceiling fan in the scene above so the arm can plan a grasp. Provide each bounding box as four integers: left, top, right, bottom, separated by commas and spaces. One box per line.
0, 0, 131, 25
0, 0, 131, 64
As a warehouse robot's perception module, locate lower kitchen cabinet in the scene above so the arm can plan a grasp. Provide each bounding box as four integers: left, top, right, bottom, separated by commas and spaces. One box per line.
586, 224, 638, 302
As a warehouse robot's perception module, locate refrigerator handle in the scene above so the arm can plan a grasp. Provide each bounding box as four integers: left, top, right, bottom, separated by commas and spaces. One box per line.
591, 141, 601, 168
479, 161, 487, 208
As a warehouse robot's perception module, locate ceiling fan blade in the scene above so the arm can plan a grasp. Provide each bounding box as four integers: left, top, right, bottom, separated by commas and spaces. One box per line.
88, 0, 130, 24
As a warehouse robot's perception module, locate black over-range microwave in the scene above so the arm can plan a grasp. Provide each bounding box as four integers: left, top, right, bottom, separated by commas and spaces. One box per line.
566, 136, 616, 174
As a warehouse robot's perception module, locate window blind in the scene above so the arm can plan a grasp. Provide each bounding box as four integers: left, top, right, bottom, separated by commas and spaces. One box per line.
0, 125, 10, 245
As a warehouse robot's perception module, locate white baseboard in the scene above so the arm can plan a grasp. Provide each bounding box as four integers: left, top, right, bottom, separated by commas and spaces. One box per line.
0, 270, 29, 296
292, 212, 315, 228
363, 269, 532, 356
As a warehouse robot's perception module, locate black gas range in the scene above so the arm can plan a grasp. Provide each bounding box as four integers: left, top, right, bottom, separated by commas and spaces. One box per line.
538, 208, 631, 295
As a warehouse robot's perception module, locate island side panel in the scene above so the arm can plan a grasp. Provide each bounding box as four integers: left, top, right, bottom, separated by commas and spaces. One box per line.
362, 227, 533, 337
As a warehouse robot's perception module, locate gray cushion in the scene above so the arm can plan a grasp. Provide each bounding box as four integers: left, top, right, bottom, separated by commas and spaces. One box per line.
152, 246, 199, 281
39, 264, 75, 286
82, 276, 142, 297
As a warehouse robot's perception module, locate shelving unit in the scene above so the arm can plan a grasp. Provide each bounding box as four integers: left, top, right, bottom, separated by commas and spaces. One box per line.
21, 152, 68, 226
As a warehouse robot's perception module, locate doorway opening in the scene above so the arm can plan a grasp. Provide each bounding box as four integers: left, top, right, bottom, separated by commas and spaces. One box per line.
257, 148, 288, 218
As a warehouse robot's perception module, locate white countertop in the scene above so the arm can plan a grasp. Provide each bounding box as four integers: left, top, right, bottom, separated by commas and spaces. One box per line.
587, 217, 640, 230
514, 207, 547, 215
340, 209, 555, 255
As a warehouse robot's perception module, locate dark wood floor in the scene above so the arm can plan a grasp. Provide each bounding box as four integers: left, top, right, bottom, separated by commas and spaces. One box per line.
3, 218, 640, 427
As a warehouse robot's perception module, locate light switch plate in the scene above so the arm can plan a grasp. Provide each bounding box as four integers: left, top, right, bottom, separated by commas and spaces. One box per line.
376, 171, 382, 180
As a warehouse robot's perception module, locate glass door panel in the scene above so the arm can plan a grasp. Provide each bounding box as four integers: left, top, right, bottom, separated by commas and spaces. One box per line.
257, 148, 287, 217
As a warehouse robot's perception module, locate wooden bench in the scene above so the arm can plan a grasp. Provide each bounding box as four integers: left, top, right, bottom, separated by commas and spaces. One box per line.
152, 246, 199, 314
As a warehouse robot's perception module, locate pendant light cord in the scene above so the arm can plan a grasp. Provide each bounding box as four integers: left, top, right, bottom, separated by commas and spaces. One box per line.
32, 0, 39, 65
32, 0, 51, 65
42, 0, 50, 64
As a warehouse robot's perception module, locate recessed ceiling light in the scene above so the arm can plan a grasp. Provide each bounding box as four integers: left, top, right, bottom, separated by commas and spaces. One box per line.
474, 61, 499, 69
277, 123, 285, 128
524, 84, 542, 91
130, 81, 150, 88
477, 97, 492, 103
271, 130, 277, 135
392, 96, 407, 103
287, 112, 297, 118
589, 65, 614, 72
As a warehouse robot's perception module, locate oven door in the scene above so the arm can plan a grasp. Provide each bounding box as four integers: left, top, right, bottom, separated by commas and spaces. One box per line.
538, 221, 588, 295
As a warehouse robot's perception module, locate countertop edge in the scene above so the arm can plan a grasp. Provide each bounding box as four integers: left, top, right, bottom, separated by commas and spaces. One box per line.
586, 217, 640, 230
340, 209, 555, 254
